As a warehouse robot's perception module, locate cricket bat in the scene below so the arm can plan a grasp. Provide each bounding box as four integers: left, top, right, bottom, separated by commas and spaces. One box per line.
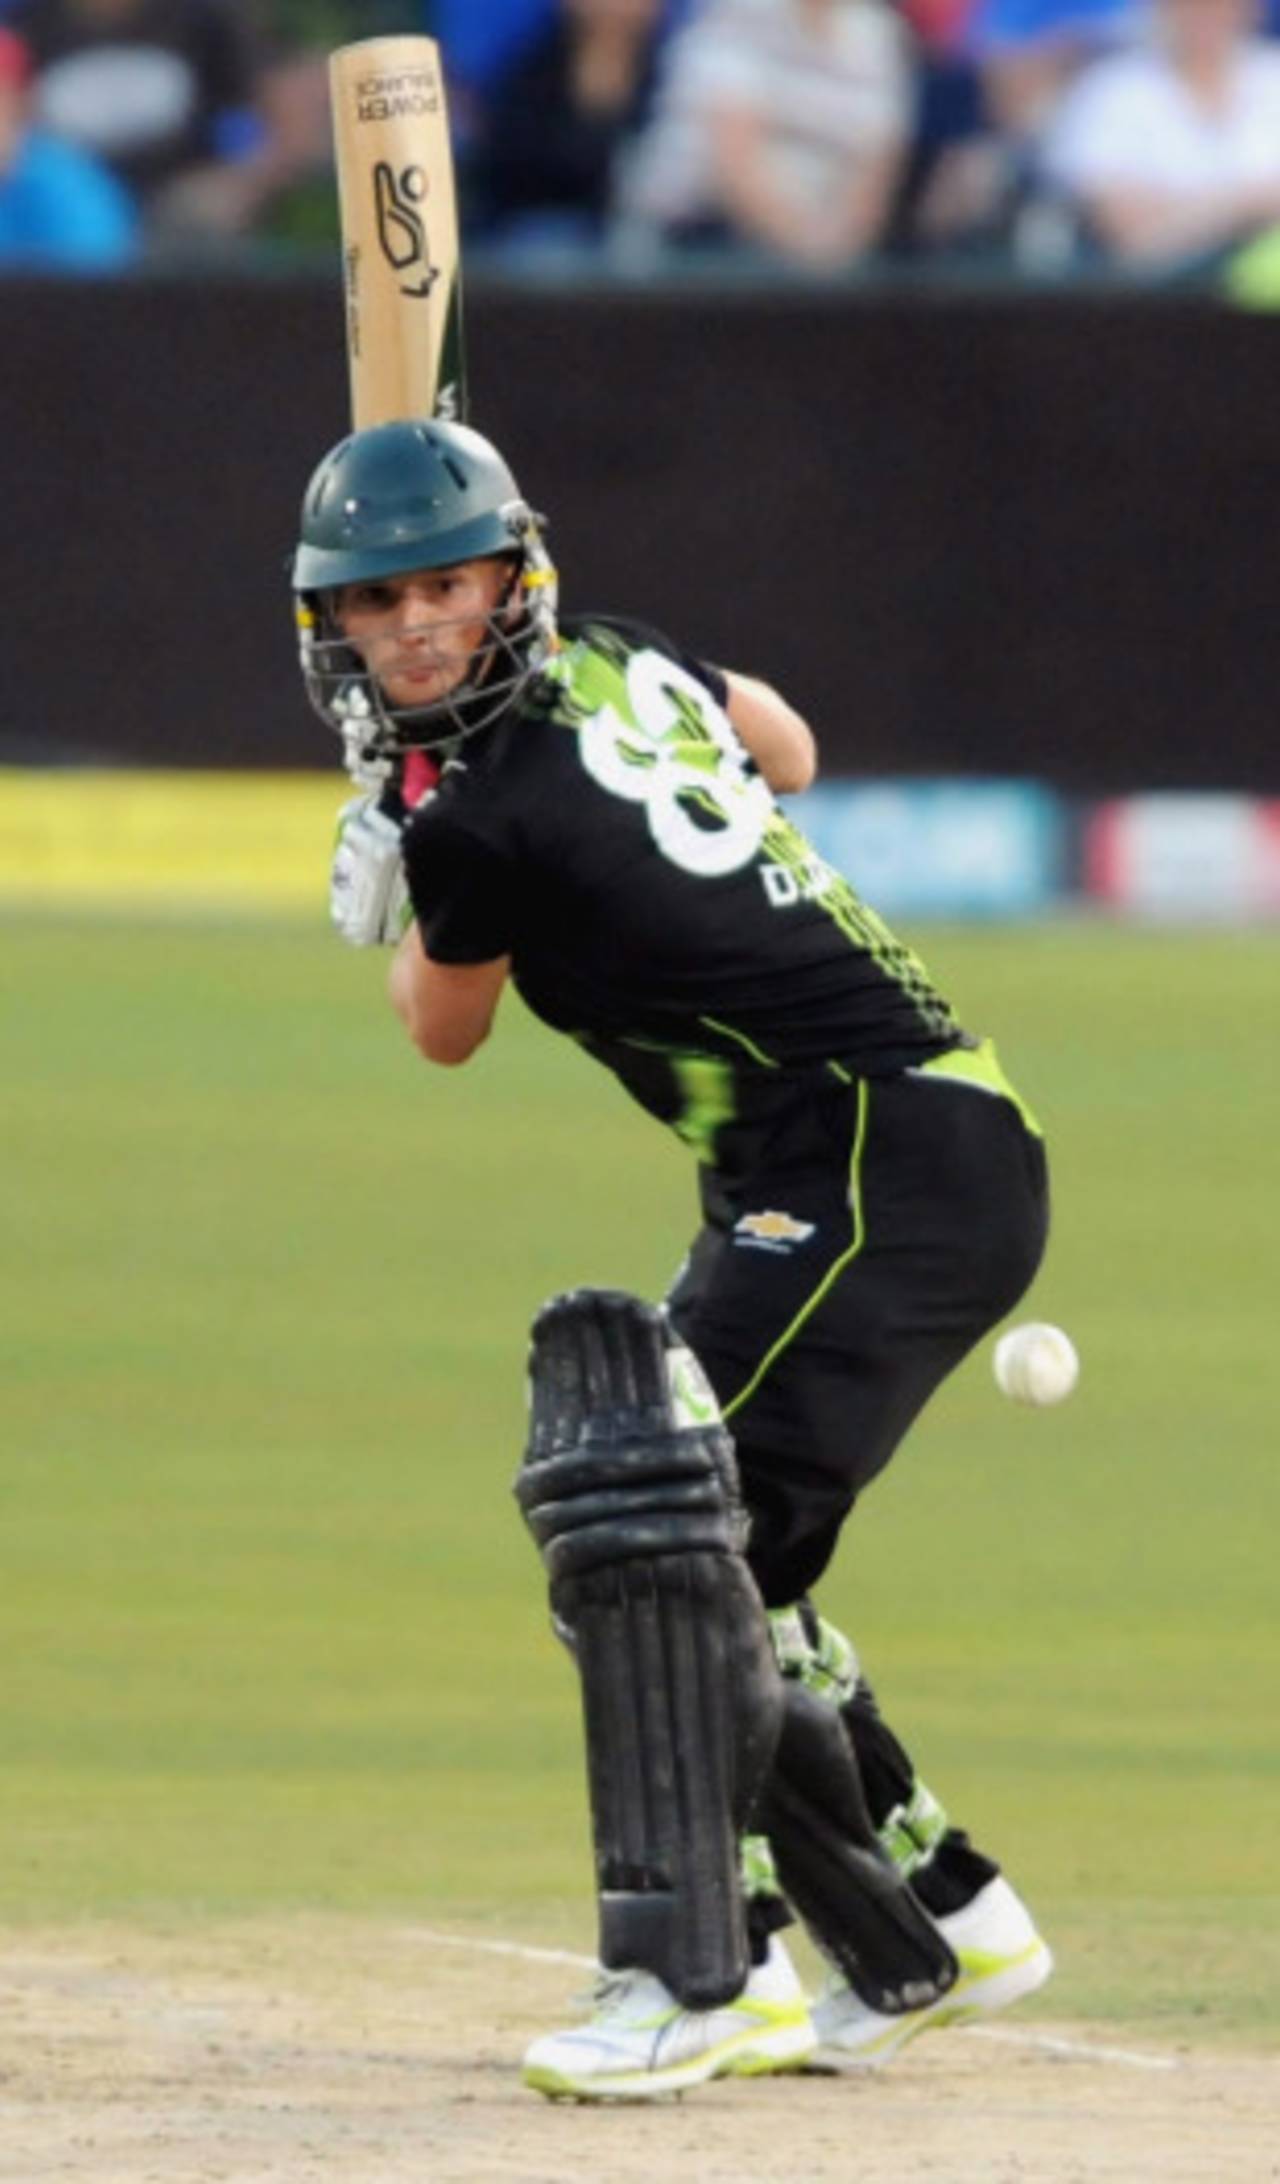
328, 35, 467, 429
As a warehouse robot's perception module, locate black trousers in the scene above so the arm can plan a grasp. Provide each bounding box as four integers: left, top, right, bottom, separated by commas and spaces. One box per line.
667, 1056, 1049, 1609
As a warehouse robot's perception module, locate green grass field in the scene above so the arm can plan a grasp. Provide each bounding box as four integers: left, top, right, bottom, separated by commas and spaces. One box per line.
3, 914, 1277, 2046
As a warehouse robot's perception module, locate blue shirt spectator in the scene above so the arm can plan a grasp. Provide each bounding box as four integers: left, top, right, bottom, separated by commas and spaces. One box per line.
431, 0, 556, 95
433, 0, 698, 127
969, 0, 1131, 46
0, 24, 136, 265
8, 0, 267, 230
966, 0, 1135, 138
964, 0, 1280, 53
465, 0, 669, 250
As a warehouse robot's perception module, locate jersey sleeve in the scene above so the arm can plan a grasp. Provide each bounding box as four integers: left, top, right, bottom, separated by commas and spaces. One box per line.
567, 615, 728, 710
688, 653, 729, 710
401, 801, 518, 965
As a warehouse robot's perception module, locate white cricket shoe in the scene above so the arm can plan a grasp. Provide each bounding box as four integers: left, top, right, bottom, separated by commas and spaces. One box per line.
522, 1935, 817, 2101
812, 1875, 1053, 2070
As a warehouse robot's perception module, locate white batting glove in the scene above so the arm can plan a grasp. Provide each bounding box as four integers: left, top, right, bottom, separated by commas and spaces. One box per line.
340, 723, 398, 793
330, 794, 411, 947
333, 684, 397, 792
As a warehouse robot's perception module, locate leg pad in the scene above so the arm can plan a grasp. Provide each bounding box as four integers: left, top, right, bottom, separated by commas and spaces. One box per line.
760, 1682, 958, 2013
516, 1290, 782, 2009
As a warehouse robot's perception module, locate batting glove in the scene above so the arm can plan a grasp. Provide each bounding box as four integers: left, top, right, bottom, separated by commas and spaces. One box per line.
330, 793, 412, 947
333, 685, 398, 793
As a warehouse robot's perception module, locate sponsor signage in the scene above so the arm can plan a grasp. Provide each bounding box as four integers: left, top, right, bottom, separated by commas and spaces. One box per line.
788, 780, 1064, 918
1086, 795, 1280, 920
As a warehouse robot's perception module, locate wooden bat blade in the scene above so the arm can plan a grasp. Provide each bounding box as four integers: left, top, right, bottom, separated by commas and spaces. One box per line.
329, 35, 466, 429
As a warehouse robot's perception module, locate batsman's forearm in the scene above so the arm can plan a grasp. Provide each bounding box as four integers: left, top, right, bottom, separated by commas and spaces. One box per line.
389, 923, 425, 1027
388, 926, 509, 1065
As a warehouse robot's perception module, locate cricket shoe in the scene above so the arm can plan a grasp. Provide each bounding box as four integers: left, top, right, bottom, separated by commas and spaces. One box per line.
522, 1936, 817, 2101
812, 1875, 1053, 2070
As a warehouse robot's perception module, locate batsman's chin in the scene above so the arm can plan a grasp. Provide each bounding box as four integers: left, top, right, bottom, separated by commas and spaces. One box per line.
382, 667, 457, 708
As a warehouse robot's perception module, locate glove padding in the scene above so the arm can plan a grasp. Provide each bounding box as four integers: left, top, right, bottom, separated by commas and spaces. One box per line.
333, 684, 399, 794
330, 793, 414, 947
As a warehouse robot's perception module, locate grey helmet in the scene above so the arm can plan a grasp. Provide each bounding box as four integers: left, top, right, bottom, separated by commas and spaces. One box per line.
292, 418, 558, 754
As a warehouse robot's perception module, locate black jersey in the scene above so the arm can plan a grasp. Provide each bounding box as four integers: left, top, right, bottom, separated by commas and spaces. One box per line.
402, 617, 965, 1158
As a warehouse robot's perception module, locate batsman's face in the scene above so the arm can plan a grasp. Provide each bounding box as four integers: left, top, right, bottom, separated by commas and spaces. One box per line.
336, 558, 511, 709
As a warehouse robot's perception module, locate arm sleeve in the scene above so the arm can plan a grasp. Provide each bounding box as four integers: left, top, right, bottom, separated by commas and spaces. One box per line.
401, 804, 519, 965
686, 653, 729, 709
570, 614, 729, 708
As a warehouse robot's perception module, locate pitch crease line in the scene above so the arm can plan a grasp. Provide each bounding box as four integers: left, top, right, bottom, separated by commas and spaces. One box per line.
960, 2024, 1178, 2072
409, 1927, 595, 1970
406, 1929, 1180, 2072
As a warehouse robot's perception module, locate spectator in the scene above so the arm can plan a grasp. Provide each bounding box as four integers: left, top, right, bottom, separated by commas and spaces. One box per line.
890, 0, 1006, 252
7, 0, 286, 237
0, 22, 137, 264
967, 0, 1136, 143
432, 0, 557, 137
247, 3, 409, 250
615, 0, 914, 271
465, 0, 668, 251
1041, 0, 1280, 265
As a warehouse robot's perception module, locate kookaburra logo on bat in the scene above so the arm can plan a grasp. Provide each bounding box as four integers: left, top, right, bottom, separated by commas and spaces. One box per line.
373, 161, 439, 297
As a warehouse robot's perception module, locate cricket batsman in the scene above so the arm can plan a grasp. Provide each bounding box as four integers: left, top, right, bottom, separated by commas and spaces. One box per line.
293, 416, 1055, 2100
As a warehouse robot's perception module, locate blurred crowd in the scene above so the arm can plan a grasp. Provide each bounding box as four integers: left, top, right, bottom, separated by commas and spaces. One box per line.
3, 0, 1280, 278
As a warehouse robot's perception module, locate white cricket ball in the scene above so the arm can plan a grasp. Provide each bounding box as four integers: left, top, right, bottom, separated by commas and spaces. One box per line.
993, 1321, 1079, 1408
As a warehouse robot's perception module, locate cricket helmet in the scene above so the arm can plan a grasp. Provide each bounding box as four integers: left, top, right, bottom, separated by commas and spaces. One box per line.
292, 418, 558, 753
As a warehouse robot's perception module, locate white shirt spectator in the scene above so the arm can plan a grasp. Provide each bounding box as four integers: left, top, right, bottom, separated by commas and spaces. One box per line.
619, 0, 912, 241
1047, 35, 1280, 201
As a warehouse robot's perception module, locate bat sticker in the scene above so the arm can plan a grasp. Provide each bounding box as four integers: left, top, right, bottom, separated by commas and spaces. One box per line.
373, 161, 439, 297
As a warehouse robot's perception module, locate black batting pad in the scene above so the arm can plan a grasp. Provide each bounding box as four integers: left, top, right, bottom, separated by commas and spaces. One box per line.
516, 1289, 780, 2009
759, 1683, 959, 2014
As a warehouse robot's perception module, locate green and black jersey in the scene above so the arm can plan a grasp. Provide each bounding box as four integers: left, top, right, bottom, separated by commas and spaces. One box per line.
401, 617, 968, 1159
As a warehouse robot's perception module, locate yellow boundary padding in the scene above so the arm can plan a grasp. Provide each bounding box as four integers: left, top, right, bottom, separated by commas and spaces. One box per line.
0, 770, 346, 909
